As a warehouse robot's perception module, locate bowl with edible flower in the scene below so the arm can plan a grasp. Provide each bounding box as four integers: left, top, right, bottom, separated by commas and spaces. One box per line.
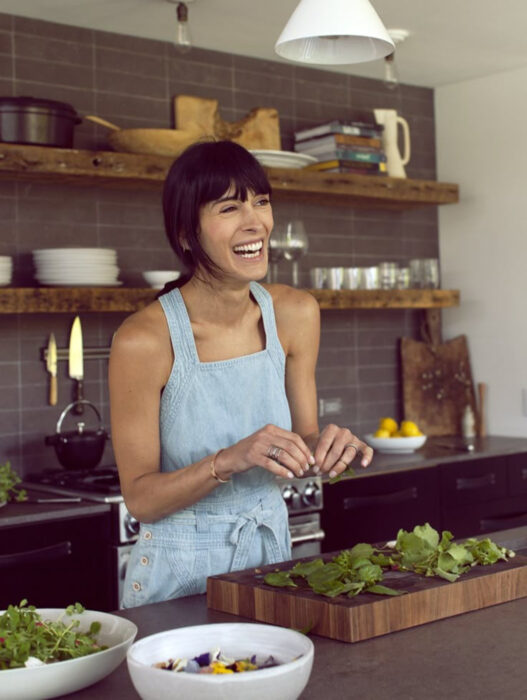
1, 601, 138, 700
126, 622, 314, 700
365, 417, 427, 454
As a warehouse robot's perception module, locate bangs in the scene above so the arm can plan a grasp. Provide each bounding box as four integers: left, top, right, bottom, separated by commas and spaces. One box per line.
193, 142, 272, 207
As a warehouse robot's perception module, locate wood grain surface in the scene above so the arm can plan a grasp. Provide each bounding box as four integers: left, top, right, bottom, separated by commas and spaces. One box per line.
207, 552, 527, 643
401, 334, 477, 436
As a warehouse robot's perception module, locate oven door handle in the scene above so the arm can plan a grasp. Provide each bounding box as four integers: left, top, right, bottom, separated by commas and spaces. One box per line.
290, 528, 325, 545
0, 541, 72, 569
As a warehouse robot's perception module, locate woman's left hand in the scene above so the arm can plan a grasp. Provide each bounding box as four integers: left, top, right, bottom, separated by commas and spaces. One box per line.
311, 424, 373, 478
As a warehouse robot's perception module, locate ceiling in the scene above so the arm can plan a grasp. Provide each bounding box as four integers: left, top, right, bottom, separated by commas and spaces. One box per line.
2, 0, 527, 88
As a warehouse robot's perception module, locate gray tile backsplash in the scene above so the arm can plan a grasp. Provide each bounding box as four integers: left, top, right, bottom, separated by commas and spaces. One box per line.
0, 12, 438, 475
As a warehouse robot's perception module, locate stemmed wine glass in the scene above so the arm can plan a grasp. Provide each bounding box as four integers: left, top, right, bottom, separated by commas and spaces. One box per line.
267, 226, 286, 283
282, 220, 309, 287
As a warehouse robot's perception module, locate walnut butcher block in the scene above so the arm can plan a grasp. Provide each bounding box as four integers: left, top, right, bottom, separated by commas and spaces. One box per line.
207, 553, 527, 643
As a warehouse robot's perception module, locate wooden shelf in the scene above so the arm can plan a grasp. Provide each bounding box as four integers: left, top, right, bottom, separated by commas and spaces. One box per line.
0, 143, 459, 210
0, 287, 460, 314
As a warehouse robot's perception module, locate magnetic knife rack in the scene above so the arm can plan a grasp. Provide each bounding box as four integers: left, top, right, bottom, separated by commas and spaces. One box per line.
41, 346, 111, 362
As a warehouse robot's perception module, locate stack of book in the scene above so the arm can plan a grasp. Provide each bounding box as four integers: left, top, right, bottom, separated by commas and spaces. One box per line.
294, 120, 387, 176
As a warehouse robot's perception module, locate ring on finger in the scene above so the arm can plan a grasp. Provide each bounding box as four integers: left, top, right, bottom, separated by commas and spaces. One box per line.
267, 445, 282, 461
345, 443, 359, 453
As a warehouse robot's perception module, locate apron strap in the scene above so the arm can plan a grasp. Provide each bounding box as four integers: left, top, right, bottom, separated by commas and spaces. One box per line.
229, 503, 283, 571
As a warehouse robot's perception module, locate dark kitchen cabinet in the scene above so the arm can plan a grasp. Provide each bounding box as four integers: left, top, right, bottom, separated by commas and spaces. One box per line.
321, 468, 441, 552
441, 453, 527, 538
0, 512, 113, 611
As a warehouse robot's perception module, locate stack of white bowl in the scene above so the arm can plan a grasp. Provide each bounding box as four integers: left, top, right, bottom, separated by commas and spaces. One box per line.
0, 256, 13, 285
33, 248, 121, 286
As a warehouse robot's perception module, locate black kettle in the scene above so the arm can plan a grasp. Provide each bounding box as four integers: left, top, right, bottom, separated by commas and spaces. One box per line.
45, 400, 110, 470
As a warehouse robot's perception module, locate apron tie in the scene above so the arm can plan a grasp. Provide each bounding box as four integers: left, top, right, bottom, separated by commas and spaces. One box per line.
229, 503, 283, 571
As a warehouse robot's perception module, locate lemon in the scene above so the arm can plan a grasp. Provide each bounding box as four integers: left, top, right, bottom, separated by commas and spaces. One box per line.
374, 428, 391, 438
400, 420, 421, 437
392, 429, 404, 437
378, 417, 398, 434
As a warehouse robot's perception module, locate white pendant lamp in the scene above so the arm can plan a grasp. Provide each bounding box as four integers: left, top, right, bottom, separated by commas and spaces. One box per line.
275, 0, 395, 65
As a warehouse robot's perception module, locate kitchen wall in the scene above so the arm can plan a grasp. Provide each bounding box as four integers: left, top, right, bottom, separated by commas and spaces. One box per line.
436, 65, 527, 438
0, 12, 439, 474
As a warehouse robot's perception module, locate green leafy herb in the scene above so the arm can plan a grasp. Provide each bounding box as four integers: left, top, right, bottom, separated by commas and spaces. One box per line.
0, 462, 27, 504
263, 523, 516, 599
0, 600, 106, 670
328, 466, 355, 484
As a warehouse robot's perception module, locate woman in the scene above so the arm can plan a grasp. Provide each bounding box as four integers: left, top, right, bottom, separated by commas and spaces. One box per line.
109, 140, 373, 608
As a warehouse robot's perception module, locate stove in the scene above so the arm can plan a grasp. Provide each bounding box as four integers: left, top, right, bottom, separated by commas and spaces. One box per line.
25, 466, 124, 503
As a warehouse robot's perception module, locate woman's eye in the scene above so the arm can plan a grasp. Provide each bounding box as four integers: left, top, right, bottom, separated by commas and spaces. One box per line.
255, 197, 270, 207
220, 205, 237, 213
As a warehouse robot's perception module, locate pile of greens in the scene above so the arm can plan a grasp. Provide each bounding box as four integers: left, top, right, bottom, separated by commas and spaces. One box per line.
264, 523, 516, 599
0, 601, 106, 670
0, 462, 27, 504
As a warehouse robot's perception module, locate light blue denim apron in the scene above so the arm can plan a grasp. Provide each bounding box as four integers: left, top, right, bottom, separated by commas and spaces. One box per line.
122, 282, 292, 608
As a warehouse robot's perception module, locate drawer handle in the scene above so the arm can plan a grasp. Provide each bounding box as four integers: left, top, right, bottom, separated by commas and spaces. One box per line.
343, 487, 418, 510
0, 541, 72, 569
522, 468, 527, 480
455, 473, 495, 490
291, 529, 325, 545
480, 512, 527, 530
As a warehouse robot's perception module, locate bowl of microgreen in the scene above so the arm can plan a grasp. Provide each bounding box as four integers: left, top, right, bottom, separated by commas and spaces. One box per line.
0, 601, 138, 700
126, 622, 314, 700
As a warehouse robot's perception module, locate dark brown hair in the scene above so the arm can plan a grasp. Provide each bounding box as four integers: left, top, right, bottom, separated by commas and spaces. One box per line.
158, 140, 272, 295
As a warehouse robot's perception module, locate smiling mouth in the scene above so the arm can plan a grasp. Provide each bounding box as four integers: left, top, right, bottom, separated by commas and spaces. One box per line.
232, 240, 264, 259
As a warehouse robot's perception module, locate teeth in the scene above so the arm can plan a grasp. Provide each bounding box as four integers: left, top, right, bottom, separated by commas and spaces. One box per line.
233, 241, 263, 253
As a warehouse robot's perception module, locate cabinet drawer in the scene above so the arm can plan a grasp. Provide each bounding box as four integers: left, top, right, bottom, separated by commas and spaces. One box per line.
440, 456, 507, 507
443, 495, 527, 539
321, 469, 440, 552
508, 453, 527, 496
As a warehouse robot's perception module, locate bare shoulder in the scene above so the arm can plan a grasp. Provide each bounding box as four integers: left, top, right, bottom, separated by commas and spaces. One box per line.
262, 283, 320, 325
261, 283, 320, 355
110, 301, 171, 375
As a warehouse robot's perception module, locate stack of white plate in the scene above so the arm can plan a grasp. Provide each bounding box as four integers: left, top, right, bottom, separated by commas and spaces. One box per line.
0, 256, 13, 285
32, 248, 121, 286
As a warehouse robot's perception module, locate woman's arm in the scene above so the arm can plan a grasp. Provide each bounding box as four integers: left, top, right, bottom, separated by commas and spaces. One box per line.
274, 285, 373, 478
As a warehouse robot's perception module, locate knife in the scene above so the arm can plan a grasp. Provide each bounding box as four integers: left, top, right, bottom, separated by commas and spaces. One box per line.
68, 316, 84, 415
46, 332, 58, 406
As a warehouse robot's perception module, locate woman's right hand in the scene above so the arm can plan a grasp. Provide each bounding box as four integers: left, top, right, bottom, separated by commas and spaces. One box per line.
214, 424, 315, 481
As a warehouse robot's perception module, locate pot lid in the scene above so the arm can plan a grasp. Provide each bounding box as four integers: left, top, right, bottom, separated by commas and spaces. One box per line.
0, 96, 79, 117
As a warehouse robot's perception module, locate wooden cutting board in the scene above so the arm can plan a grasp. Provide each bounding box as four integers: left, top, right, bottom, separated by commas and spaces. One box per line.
401, 335, 478, 436
207, 552, 527, 643
174, 95, 281, 150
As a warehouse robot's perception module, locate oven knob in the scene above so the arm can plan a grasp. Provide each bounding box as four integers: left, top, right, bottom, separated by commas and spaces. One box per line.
125, 512, 140, 538
282, 485, 302, 510
302, 481, 322, 507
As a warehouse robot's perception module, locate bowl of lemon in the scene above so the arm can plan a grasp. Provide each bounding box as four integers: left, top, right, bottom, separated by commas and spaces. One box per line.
365, 418, 426, 454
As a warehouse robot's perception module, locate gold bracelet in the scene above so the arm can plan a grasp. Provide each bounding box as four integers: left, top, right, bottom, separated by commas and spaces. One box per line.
210, 448, 229, 483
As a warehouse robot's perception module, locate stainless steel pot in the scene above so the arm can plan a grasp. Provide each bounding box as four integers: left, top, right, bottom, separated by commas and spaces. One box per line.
45, 400, 109, 470
0, 96, 82, 148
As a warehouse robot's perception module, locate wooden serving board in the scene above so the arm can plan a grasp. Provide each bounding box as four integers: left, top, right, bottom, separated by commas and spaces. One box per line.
401, 334, 478, 436
207, 552, 527, 643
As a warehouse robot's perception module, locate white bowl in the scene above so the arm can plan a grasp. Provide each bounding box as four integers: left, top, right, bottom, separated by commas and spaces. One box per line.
142, 270, 181, 289
365, 433, 427, 454
127, 622, 314, 700
1, 608, 137, 700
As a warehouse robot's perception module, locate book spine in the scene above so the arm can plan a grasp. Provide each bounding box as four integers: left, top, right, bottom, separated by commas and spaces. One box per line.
307, 160, 387, 172
315, 148, 387, 163
295, 123, 382, 142
296, 135, 383, 154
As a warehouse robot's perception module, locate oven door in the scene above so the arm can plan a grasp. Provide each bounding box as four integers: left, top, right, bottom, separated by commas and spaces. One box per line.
289, 513, 325, 559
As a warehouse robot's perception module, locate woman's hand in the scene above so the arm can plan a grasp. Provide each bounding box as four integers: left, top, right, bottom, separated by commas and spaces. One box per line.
311, 424, 373, 478
214, 424, 315, 481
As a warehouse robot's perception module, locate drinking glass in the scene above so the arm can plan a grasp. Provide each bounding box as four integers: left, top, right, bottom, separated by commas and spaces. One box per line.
282, 220, 309, 287
267, 227, 286, 283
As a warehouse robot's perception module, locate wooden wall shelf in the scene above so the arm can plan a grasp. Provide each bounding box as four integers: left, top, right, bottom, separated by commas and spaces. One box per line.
0, 287, 460, 314
0, 143, 459, 210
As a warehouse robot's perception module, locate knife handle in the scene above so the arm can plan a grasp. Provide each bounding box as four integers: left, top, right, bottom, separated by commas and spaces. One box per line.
73, 380, 84, 414
49, 375, 57, 406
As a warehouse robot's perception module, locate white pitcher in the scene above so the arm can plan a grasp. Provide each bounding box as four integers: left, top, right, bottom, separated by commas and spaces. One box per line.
373, 109, 411, 178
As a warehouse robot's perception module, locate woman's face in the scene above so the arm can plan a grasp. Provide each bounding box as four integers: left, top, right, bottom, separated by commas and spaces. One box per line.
196, 186, 273, 283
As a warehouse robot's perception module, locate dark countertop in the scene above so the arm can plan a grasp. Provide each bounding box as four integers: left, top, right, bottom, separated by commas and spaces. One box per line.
59, 526, 527, 700
341, 434, 527, 480
0, 488, 110, 529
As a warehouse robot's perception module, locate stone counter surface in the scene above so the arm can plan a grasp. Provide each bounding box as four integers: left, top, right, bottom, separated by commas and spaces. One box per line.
0, 488, 110, 529
56, 527, 527, 700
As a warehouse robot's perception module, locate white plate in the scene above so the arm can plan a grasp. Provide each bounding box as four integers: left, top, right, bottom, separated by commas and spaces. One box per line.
36, 280, 123, 287
250, 150, 318, 169
35, 265, 120, 273
33, 248, 117, 256
2, 608, 137, 700
364, 433, 427, 454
